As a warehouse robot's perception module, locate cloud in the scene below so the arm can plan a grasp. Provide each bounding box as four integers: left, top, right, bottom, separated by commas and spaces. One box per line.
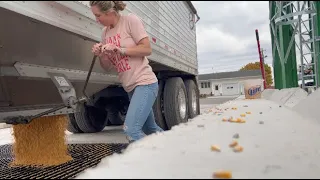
196, 26, 250, 54
192, 1, 273, 74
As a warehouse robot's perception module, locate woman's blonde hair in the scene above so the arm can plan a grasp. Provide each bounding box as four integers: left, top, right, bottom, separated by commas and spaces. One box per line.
90, 1, 126, 13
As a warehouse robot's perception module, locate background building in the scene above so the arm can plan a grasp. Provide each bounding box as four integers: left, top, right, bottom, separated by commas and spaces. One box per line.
198, 70, 262, 96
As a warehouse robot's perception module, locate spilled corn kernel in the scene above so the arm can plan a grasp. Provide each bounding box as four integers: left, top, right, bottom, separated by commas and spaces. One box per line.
230, 118, 237, 123
240, 113, 246, 117
229, 140, 238, 148
211, 145, 221, 152
213, 170, 232, 179
233, 145, 243, 152
235, 118, 245, 123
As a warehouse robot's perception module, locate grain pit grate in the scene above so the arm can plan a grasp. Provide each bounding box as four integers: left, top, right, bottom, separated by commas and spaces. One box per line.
0, 143, 128, 179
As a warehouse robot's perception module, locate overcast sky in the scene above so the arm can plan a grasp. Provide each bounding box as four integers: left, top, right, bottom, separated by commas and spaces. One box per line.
192, 1, 273, 74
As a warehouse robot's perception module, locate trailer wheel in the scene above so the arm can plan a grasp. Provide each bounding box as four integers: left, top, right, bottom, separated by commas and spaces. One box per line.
164, 77, 188, 129
66, 113, 83, 133
74, 103, 108, 133
153, 80, 168, 130
184, 79, 199, 119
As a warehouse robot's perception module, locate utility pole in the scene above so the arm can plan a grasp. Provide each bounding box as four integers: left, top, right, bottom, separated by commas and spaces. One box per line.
255, 29, 267, 89
260, 48, 267, 87
261, 48, 265, 64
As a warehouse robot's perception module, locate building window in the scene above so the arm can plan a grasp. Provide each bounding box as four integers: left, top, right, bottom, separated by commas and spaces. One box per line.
201, 82, 211, 89
215, 85, 218, 90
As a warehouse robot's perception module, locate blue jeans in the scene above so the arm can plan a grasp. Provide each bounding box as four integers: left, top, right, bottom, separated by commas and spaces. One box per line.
123, 82, 163, 142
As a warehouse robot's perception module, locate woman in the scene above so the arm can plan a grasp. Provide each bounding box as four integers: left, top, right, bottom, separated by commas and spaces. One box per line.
90, 1, 163, 143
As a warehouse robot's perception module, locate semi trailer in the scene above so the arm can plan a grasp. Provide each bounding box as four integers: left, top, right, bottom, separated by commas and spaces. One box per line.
0, 1, 201, 133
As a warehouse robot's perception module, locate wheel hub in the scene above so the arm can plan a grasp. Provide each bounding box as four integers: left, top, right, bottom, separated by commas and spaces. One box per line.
191, 88, 197, 115
178, 88, 187, 120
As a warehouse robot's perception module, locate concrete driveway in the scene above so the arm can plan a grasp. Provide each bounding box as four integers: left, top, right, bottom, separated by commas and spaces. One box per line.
200, 96, 239, 105
199, 96, 238, 114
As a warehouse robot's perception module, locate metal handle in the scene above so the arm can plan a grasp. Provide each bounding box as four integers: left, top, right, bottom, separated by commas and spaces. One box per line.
82, 55, 97, 100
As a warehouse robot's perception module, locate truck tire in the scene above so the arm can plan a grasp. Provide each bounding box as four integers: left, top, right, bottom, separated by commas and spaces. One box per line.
153, 80, 168, 130
163, 77, 189, 129
106, 106, 126, 125
74, 103, 108, 133
67, 113, 83, 133
184, 79, 199, 119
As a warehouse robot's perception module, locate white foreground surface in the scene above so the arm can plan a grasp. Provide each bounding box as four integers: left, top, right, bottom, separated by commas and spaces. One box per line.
74, 98, 320, 179
1, 97, 319, 179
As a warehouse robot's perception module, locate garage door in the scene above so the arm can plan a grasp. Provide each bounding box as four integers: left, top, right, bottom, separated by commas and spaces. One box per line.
222, 83, 239, 96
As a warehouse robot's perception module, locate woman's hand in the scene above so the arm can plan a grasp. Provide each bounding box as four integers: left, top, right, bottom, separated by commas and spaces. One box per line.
101, 43, 122, 56
92, 43, 103, 56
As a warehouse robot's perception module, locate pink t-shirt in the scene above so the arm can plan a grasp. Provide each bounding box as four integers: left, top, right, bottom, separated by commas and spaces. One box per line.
99, 13, 158, 92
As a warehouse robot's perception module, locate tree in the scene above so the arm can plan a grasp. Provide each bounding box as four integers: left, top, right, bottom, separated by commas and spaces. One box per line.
240, 62, 273, 86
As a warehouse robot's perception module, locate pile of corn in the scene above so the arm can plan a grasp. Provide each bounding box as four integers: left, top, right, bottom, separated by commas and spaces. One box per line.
10, 115, 73, 167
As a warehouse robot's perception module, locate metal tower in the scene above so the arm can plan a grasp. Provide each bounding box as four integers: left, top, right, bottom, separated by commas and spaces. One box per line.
269, 1, 320, 90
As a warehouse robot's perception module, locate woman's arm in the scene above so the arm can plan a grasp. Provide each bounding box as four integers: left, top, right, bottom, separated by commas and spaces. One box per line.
99, 55, 114, 72
123, 37, 151, 57
99, 27, 115, 72
123, 14, 152, 57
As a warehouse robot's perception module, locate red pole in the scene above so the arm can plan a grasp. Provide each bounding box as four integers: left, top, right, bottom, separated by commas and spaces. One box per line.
255, 29, 267, 89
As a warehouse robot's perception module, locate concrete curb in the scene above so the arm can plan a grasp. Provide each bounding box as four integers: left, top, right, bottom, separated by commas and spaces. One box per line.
292, 89, 320, 121
0, 124, 12, 129
261, 88, 308, 108
261, 89, 278, 100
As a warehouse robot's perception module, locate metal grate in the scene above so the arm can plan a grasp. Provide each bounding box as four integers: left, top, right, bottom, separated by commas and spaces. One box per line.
0, 143, 128, 179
